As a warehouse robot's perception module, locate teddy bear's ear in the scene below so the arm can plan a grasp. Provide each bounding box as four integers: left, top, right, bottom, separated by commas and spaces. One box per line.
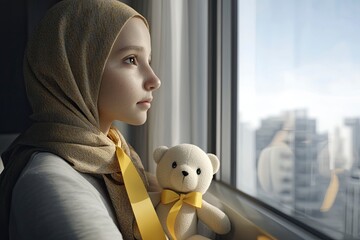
208, 153, 220, 174
153, 146, 169, 163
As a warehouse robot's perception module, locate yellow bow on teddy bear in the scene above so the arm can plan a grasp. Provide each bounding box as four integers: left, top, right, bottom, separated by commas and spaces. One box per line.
161, 189, 202, 240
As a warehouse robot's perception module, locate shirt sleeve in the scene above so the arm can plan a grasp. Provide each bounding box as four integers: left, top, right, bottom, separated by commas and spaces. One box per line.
9, 152, 123, 240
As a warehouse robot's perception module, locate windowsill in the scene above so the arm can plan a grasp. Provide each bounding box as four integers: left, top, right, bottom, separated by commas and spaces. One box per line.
205, 181, 325, 240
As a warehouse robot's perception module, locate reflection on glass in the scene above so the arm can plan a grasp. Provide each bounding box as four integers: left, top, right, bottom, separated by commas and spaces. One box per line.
237, 1, 360, 239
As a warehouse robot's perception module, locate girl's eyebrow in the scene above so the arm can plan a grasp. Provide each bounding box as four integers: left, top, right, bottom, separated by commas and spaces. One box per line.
114, 45, 152, 63
115, 45, 144, 55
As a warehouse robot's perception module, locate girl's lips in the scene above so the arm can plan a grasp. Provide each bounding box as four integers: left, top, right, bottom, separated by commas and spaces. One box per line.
137, 98, 152, 109
137, 100, 150, 104
137, 98, 152, 104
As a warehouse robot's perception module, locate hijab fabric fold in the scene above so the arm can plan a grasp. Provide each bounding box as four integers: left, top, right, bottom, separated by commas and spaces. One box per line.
0, 0, 150, 239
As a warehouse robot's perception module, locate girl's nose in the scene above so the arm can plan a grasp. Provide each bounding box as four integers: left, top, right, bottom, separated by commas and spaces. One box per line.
144, 68, 161, 91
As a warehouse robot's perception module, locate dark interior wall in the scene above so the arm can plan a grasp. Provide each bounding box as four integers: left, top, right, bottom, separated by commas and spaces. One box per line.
0, 0, 60, 134
0, 0, 30, 134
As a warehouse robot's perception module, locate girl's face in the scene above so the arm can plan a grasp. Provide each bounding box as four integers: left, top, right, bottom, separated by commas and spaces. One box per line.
98, 17, 161, 134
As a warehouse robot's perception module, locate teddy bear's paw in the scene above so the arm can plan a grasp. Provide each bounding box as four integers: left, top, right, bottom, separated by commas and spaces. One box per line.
186, 235, 211, 240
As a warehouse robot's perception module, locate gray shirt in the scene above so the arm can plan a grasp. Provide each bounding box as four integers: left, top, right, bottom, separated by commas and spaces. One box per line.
9, 152, 123, 240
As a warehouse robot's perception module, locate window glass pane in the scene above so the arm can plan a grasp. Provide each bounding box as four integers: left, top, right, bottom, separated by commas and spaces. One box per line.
237, 0, 360, 239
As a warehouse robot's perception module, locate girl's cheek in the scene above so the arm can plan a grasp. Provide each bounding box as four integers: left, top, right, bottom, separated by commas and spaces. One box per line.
106, 60, 121, 70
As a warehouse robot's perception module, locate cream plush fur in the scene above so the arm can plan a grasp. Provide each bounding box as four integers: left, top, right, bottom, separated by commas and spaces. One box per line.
152, 144, 231, 240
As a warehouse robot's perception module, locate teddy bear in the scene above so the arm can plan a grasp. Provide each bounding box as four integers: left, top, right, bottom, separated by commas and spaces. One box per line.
151, 143, 231, 240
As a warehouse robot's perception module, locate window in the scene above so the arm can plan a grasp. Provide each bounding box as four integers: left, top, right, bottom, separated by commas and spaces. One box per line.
231, 1, 360, 239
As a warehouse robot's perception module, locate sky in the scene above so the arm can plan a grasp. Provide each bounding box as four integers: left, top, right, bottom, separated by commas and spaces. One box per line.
238, 0, 360, 134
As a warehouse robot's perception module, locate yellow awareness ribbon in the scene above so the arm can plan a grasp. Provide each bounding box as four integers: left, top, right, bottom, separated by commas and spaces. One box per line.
109, 129, 166, 240
161, 189, 202, 240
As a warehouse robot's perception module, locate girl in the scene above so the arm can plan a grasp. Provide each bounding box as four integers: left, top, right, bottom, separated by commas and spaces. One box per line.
0, 0, 164, 239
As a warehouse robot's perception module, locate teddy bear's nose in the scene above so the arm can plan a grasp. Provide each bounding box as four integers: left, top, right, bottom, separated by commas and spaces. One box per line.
182, 171, 189, 176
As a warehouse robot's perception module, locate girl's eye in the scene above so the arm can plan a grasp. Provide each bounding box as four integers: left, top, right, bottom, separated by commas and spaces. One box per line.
124, 56, 137, 65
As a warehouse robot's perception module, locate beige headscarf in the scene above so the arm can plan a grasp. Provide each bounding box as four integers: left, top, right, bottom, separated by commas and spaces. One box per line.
0, 0, 150, 239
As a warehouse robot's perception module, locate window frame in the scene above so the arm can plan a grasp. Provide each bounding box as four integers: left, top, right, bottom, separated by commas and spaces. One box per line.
208, 0, 237, 186
207, 0, 339, 239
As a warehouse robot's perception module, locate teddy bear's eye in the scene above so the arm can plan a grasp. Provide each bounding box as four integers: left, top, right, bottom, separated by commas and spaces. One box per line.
172, 161, 177, 168
196, 168, 201, 175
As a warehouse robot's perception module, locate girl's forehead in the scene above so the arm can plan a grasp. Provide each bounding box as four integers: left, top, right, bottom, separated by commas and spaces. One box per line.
111, 17, 151, 53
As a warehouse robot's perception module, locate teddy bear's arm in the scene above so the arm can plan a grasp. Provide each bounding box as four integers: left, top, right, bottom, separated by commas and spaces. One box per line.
197, 200, 231, 235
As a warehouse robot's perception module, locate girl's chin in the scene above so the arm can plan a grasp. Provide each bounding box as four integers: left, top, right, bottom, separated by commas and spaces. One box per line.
128, 116, 147, 126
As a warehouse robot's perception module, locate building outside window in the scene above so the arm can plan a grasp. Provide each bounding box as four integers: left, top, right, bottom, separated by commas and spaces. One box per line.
235, 0, 360, 239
